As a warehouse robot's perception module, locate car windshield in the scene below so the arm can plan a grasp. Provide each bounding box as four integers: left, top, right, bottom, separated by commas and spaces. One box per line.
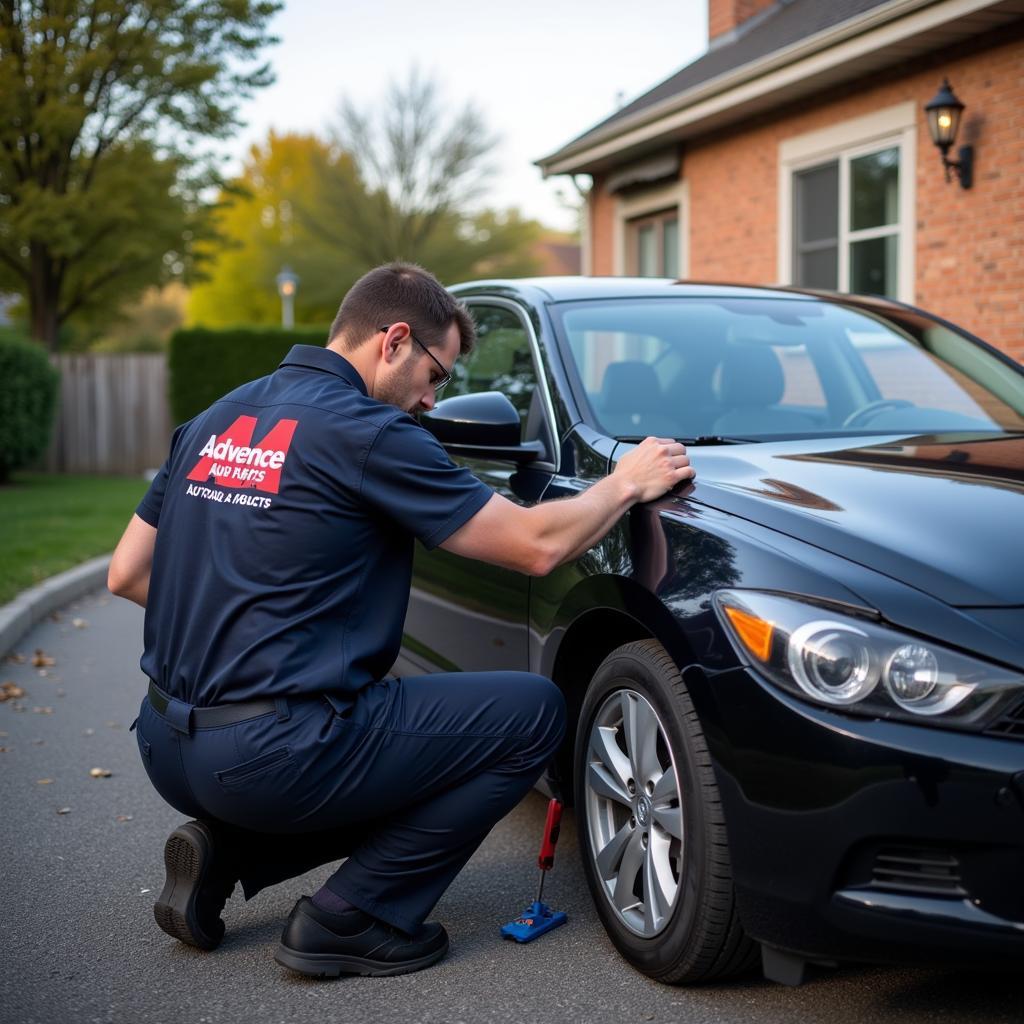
551, 296, 1024, 441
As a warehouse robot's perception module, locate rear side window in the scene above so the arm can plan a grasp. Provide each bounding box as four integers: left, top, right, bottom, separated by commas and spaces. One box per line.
773, 344, 826, 408
847, 330, 1000, 421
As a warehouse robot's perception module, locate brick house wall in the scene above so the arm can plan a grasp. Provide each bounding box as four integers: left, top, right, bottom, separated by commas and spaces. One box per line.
709, 0, 777, 41
586, 21, 1024, 361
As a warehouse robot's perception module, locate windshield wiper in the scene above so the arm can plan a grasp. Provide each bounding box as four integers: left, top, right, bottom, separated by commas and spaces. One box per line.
614, 435, 755, 446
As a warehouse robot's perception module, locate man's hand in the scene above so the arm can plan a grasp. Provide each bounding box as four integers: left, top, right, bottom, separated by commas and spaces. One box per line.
612, 436, 695, 502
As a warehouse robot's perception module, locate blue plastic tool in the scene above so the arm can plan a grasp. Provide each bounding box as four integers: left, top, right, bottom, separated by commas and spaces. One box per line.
501, 899, 568, 942
501, 798, 568, 943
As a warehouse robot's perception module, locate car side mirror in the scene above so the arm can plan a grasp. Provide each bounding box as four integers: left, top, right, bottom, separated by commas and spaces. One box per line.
421, 392, 543, 464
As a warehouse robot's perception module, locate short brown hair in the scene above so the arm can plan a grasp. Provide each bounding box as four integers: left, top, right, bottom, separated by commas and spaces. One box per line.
328, 262, 476, 355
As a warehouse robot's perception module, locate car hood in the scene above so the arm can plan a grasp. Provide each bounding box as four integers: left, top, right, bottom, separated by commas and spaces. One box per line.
670, 432, 1024, 607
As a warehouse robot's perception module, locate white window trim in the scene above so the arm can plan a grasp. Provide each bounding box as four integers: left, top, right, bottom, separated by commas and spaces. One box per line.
777, 102, 916, 303
613, 178, 689, 277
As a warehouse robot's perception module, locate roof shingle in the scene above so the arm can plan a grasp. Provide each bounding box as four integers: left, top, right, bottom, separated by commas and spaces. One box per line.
562, 0, 895, 153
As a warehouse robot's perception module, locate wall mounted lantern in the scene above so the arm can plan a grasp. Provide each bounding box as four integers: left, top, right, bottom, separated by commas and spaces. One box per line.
924, 79, 973, 189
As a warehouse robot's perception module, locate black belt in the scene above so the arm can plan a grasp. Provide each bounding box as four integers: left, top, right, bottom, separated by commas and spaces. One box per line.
147, 679, 279, 728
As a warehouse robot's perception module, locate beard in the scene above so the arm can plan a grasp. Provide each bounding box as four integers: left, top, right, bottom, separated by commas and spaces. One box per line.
373, 352, 419, 415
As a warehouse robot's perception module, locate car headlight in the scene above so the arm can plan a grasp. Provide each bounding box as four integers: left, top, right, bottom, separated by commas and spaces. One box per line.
715, 590, 1022, 730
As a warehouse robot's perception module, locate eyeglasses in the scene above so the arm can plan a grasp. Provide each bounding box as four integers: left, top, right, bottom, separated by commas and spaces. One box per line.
378, 325, 452, 391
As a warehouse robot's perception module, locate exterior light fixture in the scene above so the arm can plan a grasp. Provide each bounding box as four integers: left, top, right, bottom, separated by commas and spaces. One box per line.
275, 266, 299, 329
924, 79, 973, 189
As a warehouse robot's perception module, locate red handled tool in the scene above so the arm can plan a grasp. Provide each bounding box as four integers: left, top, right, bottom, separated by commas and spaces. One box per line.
500, 798, 568, 942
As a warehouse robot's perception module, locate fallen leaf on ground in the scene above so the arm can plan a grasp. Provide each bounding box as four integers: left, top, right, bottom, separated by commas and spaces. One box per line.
32, 706, 54, 714
0, 682, 26, 701
32, 650, 56, 667
5, 653, 27, 664
89, 767, 112, 778
37, 778, 53, 784
72, 618, 88, 629
56, 807, 71, 815
116, 814, 133, 822
0, 746, 9, 752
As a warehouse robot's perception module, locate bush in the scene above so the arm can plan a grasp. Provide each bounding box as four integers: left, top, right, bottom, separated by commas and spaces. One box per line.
0, 331, 60, 484
168, 325, 330, 423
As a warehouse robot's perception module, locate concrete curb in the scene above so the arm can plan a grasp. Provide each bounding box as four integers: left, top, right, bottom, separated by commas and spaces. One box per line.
0, 554, 112, 657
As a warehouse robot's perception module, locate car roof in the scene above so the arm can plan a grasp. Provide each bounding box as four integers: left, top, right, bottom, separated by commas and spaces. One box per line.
448, 275, 907, 310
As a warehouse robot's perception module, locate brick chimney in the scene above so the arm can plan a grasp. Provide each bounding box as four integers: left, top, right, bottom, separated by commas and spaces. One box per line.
709, 0, 778, 43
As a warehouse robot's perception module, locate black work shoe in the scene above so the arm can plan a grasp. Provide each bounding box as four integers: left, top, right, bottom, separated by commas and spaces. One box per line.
153, 819, 237, 951
274, 896, 449, 978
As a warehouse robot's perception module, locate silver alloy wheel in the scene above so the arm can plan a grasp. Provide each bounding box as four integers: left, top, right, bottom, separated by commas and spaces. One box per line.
584, 688, 684, 938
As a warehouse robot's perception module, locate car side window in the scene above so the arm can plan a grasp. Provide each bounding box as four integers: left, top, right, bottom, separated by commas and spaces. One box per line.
450, 304, 539, 440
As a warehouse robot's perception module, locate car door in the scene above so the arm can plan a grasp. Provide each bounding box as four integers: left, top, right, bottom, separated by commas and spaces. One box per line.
397, 299, 558, 675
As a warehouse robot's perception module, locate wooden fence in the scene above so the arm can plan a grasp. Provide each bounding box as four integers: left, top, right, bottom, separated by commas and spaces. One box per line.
43, 354, 172, 475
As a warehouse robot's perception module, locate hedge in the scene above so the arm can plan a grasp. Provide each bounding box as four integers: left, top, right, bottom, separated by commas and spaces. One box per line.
168, 325, 330, 424
0, 330, 60, 483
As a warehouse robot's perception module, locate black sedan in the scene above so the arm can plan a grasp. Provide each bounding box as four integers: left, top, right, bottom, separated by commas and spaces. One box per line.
393, 277, 1024, 985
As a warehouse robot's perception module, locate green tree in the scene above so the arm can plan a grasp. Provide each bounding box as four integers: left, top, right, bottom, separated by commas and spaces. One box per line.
188, 132, 361, 328
0, 0, 280, 350
91, 281, 187, 352
307, 70, 543, 283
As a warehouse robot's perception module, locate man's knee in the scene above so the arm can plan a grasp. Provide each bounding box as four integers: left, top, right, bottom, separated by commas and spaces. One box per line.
516, 673, 567, 761
542, 677, 567, 745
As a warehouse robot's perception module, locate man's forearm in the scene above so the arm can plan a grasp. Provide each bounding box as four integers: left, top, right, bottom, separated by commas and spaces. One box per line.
108, 514, 156, 608
117, 577, 149, 608
440, 437, 691, 576
530, 474, 640, 572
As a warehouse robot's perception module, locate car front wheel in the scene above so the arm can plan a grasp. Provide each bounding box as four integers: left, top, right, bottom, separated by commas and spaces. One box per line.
573, 639, 757, 983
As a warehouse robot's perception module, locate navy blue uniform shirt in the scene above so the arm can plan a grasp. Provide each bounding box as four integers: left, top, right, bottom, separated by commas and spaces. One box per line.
135, 344, 492, 706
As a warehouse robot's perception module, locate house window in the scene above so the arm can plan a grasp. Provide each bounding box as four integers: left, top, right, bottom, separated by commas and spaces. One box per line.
628, 210, 679, 277
792, 144, 900, 297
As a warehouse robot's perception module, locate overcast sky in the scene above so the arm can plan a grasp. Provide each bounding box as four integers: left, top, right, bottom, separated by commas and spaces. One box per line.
227, 0, 710, 233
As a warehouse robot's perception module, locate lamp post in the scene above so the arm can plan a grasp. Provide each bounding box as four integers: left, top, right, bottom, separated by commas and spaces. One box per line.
276, 266, 299, 329
924, 79, 973, 189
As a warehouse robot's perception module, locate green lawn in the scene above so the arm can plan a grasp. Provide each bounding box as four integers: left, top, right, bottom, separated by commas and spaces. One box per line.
0, 473, 150, 605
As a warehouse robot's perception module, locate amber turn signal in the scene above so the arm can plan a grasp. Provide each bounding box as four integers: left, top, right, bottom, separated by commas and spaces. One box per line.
723, 605, 774, 662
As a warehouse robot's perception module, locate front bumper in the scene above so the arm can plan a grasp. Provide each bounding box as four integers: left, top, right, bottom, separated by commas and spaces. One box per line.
699, 664, 1024, 966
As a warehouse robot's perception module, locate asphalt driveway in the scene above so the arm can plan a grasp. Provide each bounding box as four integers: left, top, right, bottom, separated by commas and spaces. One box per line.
1, 589, 1020, 1024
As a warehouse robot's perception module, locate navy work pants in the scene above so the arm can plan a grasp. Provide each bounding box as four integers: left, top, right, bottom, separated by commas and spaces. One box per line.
132, 672, 566, 934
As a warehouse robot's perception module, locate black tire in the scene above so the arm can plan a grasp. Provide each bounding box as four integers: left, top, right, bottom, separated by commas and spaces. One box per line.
573, 639, 758, 984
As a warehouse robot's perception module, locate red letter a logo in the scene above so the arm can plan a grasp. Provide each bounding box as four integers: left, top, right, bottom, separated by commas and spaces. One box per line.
186, 415, 298, 494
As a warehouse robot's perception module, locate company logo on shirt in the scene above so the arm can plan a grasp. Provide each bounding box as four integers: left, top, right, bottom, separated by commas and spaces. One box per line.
186, 415, 298, 495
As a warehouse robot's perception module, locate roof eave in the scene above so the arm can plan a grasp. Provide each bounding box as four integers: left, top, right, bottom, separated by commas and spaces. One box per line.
536, 0, 1014, 177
